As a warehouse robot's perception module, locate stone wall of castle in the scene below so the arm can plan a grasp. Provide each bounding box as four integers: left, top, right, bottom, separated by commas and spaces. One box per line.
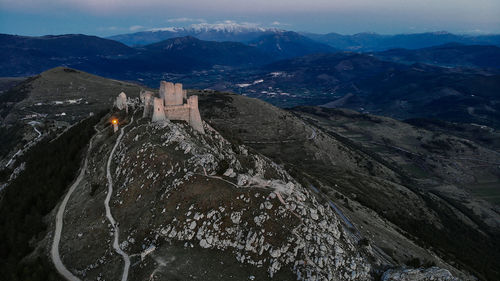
165, 105, 190, 122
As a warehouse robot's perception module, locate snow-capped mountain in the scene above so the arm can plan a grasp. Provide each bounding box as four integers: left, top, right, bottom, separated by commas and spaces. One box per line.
108, 22, 281, 46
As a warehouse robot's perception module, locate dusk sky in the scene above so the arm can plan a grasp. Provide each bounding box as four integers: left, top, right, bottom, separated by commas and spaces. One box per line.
1, 0, 499, 36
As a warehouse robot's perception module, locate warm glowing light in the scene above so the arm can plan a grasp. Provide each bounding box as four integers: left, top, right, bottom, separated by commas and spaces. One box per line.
112, 119, 118, 124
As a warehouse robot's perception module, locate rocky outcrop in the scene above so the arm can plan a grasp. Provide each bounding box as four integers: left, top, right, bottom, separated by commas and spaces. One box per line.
114, 120, 371, 280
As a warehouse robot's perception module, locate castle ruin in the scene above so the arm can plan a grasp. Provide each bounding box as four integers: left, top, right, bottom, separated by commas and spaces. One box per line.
141, 82, 205, 134
115, 92, 128, 113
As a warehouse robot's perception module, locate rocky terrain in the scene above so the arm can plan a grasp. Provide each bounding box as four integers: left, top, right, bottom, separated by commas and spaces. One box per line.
196, 90, 500, 280
47, 109, 376, 280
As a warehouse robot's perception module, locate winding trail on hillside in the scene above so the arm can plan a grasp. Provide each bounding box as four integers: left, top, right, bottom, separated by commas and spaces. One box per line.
51, 158, 86, 281
105, 115, 134, 281
51, 125, 103, 281
32, 124, 42, 138
5, 124, 43, 168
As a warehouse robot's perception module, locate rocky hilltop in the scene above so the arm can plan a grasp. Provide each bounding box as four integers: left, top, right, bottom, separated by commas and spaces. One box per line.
51, 109, 376, 280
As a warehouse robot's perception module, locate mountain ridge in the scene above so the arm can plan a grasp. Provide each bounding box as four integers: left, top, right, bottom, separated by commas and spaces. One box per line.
374, 43, 500, 69
108, 23, 281, 46
248, 31, 337, 59
304, 31, 500, 51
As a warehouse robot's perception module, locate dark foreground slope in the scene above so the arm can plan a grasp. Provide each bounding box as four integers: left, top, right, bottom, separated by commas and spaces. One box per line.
0, 114, 103, 280
197, 90, 500, 280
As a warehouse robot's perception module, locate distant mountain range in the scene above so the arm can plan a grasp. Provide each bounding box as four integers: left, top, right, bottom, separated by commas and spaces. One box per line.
248, 31, 336, 60
0, 32, 336, 76
138, 36, 272, 69
305, 31, 500, 51
374, 43, 500, 69
0, 33, 135, 76
1, 30, 500, 129
107, 23, 280, 46
107, 24, 500, 51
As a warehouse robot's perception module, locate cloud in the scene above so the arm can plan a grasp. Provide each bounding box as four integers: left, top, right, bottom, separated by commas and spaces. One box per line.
1, 0, 499, 26
129, 25, 144, 31
271, 21, 291, 27
167, 17, 205, 23
98, 26, 118, 31
1, 0, 499, 35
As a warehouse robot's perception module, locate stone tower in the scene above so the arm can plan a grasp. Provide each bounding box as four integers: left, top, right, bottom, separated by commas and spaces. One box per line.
174, 83, 184, 105
152, 97, 166, 122
163, 82, 177, 105
188, 95, 204, 133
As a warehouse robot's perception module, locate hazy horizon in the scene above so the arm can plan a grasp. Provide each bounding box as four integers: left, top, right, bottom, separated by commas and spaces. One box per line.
1, 0, 499, 37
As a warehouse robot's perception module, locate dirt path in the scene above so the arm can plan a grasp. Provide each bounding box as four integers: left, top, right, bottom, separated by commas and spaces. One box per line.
50, 126, 101, 281
105, 116, 134, 281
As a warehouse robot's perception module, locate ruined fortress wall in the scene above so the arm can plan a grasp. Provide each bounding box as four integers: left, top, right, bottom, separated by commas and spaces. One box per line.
159, 82, 166, 100
165, 105, 190, 122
